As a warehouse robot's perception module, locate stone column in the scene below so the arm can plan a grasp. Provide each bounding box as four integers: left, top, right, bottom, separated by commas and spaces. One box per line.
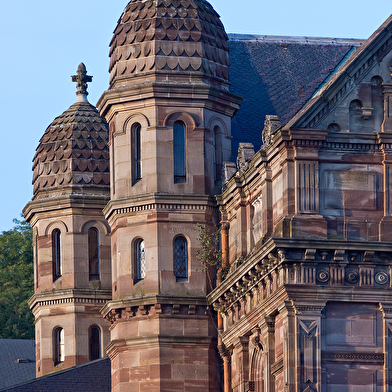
260, 315, 275, 392
379, 303, 392, 391
232, 336, 250, 392
381, 60, 392, 133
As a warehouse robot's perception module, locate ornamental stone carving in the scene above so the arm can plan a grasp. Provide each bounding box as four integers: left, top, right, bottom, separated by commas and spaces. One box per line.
262, 115, 281, 147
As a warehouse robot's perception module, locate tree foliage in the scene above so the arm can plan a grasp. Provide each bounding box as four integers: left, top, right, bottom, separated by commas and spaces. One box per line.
0, 218, 34, 339
196, 223, 229, 282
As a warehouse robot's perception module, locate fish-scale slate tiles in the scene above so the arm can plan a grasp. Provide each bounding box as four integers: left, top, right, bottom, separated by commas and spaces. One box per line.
109, 0, 229, 84
228, 38, 358, 153
32, 102, 109, 196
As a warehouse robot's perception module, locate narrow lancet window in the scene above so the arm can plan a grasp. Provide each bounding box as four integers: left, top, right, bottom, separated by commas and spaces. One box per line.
132, 123, 142, 184
54, 327, 64, 365
88, 227, 99, 281
135, 239, 146, 281
89, 326, 101, 361
173, 122, 186, 183
174, 236, 188, 280
52, 229, 62, 281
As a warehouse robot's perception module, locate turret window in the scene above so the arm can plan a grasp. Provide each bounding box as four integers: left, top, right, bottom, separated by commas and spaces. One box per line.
88, 227, 99, 281
89, 326, 101, 361
173, 122, 186, 183
173, 236, 188, 280
54, 327, 64, 365
132, 123, 142, 184
52, 229, 62, 281
135, 239, 146, 281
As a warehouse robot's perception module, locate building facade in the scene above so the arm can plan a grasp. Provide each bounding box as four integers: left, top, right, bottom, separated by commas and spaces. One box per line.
24, 1, 392, 391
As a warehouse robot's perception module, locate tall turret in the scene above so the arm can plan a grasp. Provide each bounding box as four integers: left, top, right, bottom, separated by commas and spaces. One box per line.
97, 1, 241, 390
24, 64, 112, 376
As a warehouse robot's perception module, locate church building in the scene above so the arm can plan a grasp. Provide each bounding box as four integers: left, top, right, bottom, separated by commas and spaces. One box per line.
22, 1, 392, 391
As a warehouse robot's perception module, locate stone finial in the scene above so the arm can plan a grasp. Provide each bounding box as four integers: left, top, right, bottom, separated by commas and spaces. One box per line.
71, 63, 92, 101
262, 115, 281, 147
222, 162, 237, 184
237, 143, 255, 174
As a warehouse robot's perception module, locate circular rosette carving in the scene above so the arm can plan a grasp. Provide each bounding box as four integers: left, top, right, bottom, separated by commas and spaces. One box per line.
345, 270, 359, 284
317, 269, 330, 283
375, 271, 389, 285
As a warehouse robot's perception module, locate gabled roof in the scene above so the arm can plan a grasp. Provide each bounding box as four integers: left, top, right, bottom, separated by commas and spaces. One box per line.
285, 14, 392, 130
0, 339, 35, 390
1, 357, 111, 392
228, 34, 363, 152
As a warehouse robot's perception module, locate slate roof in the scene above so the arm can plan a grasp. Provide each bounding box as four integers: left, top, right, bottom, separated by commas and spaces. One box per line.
286, 14, 392, 130
0, 357, 111, 392
0, 339, 36, 390
228, 35, 364, 152
109, 0, 229, 85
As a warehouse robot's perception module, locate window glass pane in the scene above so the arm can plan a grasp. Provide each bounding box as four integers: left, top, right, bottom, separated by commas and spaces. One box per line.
52, 230, 62, 280
173, 122, 186, 183
136, 239, 146, 280
174, 236, 188, 279
59, 328, 64, 363
54, 327, 64, 365
132, 123, 142, 184
90, 326, 101, 360
88, 228, 99, 281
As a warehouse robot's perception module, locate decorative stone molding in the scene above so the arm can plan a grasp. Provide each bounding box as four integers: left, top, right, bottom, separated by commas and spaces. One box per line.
222, 161, 237, 184
345, 269, 359, 284
236, 143, 255, 175
103, 303, 208, 325
270, 358, 283, 375
322, 351, 384, 364
316, 269, 330, 283
375, 271, 389, 284
262, 115, 281, 147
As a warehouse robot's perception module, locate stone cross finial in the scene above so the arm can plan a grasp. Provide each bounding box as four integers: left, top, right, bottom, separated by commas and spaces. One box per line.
71, 63, 92, 100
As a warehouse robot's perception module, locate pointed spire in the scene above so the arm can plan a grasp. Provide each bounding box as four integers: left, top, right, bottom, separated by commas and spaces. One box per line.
71, 63, 92, 102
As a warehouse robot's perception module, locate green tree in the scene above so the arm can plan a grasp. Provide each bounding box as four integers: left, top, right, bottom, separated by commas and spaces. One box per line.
0, 218, 34, 339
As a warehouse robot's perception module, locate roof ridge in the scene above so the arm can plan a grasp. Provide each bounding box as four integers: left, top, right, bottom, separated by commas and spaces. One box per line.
283, 14, 392, 129
228, 33, 364, 46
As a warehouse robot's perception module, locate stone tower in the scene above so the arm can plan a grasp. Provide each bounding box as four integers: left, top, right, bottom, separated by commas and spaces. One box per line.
97, 0, 241, 390
24, 64, 112, 377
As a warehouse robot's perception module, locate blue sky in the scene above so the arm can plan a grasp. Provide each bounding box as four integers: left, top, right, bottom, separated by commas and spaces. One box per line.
0, 1, 390, 232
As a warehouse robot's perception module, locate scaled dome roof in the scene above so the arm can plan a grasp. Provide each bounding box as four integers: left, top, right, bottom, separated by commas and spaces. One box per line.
32, 64, 109, 198
109, 0, 229, 85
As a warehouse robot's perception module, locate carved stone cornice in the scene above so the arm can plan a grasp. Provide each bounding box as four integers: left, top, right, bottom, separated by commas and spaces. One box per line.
103, 193, 217, 222
102, 297, 209, 327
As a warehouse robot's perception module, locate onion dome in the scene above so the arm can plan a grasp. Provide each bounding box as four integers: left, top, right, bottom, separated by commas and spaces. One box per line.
32, 64, 110, 198
109, 0, 229, 86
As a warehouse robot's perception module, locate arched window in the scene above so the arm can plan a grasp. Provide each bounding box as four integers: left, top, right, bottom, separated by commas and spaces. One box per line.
89, 326, 101, 361
135, 239, 146, 281
52, 229, 62, 281
132, 123, 142, 184
54, 327, 64, 365
88, 227, 99, 281
173, 122, 186, 183
173, 236, 188, 280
